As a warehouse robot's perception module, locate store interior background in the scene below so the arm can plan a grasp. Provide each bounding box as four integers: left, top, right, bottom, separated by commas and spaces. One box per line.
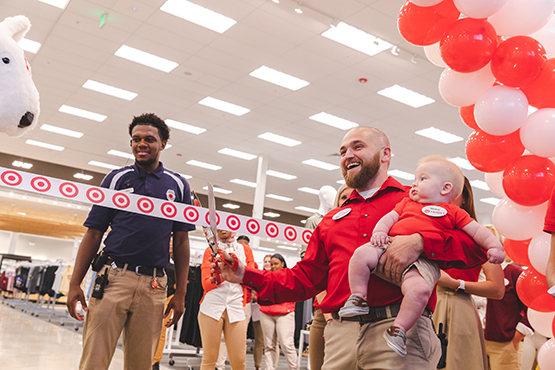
0, 0, 503, 268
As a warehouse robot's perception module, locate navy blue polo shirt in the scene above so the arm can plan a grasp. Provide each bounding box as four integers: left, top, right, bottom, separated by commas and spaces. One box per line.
84, 162, 195, 267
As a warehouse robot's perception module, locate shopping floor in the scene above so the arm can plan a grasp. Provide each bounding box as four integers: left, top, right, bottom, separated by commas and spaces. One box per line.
0, 300, 308, 369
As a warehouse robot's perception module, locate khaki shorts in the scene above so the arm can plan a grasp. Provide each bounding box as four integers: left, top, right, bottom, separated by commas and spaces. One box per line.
403, 257, 441, 290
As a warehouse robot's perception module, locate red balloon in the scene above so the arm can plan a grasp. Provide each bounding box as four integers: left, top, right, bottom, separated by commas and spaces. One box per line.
503, 156, 555, 206
460, 105, 479, 130
440, 18, 497, 73
465, 130, 525, 173
504, 238, 532, 266
521, 58, 555, 109
516, 267, 555, 312
491, 36, 547, 88
398, 0, 460, 46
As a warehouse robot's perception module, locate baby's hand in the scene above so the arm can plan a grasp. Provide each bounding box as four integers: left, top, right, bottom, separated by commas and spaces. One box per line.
487, 248, 505, 264
371, 232, 389, 247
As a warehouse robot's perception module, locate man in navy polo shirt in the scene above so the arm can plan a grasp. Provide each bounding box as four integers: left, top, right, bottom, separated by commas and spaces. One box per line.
67, 113, 195, 370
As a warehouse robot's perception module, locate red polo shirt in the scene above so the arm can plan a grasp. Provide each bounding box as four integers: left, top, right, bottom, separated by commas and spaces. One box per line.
243, 177, 487, 313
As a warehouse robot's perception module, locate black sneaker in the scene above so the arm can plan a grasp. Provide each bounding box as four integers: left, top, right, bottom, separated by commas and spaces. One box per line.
152, 362, 160, 370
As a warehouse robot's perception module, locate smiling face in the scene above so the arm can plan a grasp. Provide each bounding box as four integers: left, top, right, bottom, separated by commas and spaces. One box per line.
263, 256, 272, 271
339, 127, 391, 192
410, 161, 452, 204
270, 257, 285, 271
131, 124, 166, 172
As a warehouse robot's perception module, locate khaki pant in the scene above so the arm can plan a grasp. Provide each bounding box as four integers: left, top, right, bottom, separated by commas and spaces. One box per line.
260, 311, 298, 370
485, 340, 523, 370
216, 304, 251, 369
253, 319, 264, 368
80, 266, 167, 370
309, 308, 327, 370
198, 310, 246, 370
153, 294, 174, 364
323, 315, 441, 370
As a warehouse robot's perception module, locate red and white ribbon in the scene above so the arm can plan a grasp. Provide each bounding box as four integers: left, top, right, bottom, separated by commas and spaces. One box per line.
0, 166, 313, 245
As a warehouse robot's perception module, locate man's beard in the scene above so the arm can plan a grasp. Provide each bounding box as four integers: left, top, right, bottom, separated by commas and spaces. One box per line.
135, 156, 156, 168
343, 151, 380, 189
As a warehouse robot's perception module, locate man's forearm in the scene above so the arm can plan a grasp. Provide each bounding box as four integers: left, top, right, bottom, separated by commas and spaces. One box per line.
70, 228, 104, 287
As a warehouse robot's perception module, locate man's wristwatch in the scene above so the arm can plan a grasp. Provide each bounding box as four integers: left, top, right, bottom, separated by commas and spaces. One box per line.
456, 279, 466, 292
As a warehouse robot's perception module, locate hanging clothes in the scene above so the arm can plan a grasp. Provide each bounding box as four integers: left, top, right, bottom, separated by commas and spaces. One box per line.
179, 265, 203, 348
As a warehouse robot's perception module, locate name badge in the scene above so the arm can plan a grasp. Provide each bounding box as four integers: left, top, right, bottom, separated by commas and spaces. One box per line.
422, 205, 447, 218
332, 208, 351, 220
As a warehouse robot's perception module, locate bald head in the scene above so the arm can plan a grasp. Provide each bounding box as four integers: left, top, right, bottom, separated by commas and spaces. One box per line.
346, 127, 390, 149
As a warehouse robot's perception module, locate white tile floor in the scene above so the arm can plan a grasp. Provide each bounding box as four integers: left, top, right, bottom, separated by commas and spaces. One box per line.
0, 298, 309, 369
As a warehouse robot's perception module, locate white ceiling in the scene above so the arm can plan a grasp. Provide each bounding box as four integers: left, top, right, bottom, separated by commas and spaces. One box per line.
0, 0, 497, 224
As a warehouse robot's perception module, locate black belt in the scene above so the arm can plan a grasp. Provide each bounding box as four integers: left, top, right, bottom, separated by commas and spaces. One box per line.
106, 257, 165, 277
332, 304, 433, 325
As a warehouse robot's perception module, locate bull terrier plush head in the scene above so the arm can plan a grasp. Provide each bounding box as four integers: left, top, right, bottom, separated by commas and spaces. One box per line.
0, 15, 40, 137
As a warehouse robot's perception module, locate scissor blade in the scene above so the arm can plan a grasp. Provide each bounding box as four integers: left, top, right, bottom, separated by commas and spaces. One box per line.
207, 182, 218, 255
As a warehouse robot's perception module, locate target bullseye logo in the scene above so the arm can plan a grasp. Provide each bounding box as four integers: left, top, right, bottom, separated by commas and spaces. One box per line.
205, 212, 220, 225
161, 202, 177, 218
86, 188, 105, 203
302, 230, 313, 244
184, 207, 199, 223
112, 193, 130, 209
246, 219, 260, 234
31, 177, 51, 192
137, 197, 154, 213
226, 215, 241, 231
1, 171, 22, 186
284, 226, 297, 241
59, 182, 79, 198
265, 223, 279, 238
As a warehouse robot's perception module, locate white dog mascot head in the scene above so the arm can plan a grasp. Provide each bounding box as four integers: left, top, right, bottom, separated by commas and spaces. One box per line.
0, 15, 40, 137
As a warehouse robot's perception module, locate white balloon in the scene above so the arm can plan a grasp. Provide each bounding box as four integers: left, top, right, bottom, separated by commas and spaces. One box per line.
530, 16, 555, 59
474, 86, 528, 136
410, 0, 443, 6
520, 108, 555, 158
485, 172, 506, 198
454, 0, 508, 19
439, 65, 496, 107
492, 198, 547, 240
489, 0, 555, 37
538, 339, 555, 370
528, 231, 552, 275
528, 309, 555, 338
424, 43, 447, 68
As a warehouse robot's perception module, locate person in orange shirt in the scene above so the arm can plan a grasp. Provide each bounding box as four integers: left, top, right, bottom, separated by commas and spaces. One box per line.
198, 230, 254, 370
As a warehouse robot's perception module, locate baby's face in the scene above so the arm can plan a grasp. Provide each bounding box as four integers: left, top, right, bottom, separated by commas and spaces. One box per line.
410, 162, 449, 204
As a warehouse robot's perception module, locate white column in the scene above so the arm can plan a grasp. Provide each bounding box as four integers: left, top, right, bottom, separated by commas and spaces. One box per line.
7, 232, 19, 254
251, 154, 269, 249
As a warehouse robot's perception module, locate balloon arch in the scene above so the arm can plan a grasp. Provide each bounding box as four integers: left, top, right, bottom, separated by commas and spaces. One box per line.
397, 0, 555, 365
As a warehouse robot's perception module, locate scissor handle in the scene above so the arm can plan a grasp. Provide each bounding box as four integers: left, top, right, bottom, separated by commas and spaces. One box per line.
218, 250, 239, 272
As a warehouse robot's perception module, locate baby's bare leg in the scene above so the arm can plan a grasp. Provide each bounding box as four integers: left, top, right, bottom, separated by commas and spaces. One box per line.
393, 268, 432, 332
348, 244, 385, 300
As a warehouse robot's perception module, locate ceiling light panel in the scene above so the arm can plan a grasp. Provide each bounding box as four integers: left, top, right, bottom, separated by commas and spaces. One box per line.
388, 169, 415, 181
295, 206, 318, 213
230, 179, 257, 188
40, 124, 84, 138
377, 85, 435, 108
480, 197, 501, 206
266, 194, 293, 202
108, 149, 134, 160
266, 170, 296, 180
264, 212, 281, 218
470, 180, 490, 191
258, 132, 301, 147
165, 119, 206, 135
88, 161, 120, 170
74, 173, 93, 181
223, 203, 240, 209
178, 173, 192, 179
199, 97, 250, 116
302, 159, 339, 171
59, 105, 107, 122
18, 38, 41, 53
218, 148, 257, 160
415, 127, 463, 144
83, 80, 138, 101
38, 0, 70, 8
12, 161, 33, 169
25, 140, 64, 151
115, 45, 178, 73
321, 22, 393, 56
187, 160, 222, 171
160, 0, 237, 34
249, 66, 309, 91
202, 186, 232, 194
449, 157, 476, 171
309, 112, 358, 130
278, 245, 298, 250
298, 187, 319, 195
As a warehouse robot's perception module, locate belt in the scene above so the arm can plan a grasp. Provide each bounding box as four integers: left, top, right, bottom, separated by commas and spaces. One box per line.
106, 257, 165, 277
332, 304, 433, 325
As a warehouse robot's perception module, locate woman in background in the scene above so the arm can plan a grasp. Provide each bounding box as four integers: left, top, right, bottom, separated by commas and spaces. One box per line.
433, 177, 504, 370
259, 253, 298, 370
